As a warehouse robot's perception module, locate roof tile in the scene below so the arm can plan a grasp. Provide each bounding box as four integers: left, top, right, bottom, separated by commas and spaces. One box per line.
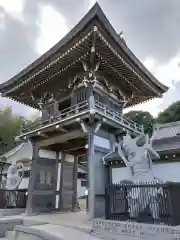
152, 121, 180, 140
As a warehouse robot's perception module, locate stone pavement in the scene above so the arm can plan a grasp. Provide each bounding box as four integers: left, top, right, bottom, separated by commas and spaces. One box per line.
22, 212, 137, 239
0, 212, 178, 239
23, 211, 91, 229
15, 223, 137, 240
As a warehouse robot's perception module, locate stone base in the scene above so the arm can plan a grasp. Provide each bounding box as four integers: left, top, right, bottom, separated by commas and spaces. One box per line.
0, 216, 23, 238
0, 208, 25, 217
92, 218, 180, 240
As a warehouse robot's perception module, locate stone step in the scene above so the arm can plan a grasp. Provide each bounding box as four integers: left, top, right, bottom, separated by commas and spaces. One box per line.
6, 231, 15, 240
14, 224, 101, 240
23, 219, 47, 226
0, 216, 23, 238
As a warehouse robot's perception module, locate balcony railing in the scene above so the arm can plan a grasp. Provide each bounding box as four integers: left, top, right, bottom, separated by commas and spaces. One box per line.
22, 100, 143, 135
95, 100, 143, 133
22, 100, 89, 133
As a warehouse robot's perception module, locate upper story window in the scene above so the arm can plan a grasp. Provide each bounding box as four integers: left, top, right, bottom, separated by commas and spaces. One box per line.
58, 98, 71, 111
75, 88, 86, 103
94, 92, 104, 103
109, 100, 122, 113
42, 102, 58, 121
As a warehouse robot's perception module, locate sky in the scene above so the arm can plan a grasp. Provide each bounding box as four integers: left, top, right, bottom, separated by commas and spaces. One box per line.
0, 0, 180, 119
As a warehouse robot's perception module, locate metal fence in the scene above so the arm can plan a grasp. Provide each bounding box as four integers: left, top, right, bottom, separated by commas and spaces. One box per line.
0, 189, 27, 209
105, 182, 180, 226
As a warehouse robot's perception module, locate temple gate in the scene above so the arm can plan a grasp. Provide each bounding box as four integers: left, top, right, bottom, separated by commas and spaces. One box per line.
0, 3, 167, 219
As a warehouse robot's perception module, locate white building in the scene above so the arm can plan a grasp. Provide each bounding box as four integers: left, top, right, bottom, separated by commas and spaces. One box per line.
0, 141, 87, 198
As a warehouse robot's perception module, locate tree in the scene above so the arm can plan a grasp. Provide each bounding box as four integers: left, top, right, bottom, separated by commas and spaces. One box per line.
124, 110, 154, 136
156, 101, 180, 124
0, 107, 25, 154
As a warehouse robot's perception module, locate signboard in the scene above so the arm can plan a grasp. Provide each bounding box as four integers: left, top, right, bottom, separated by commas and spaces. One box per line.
94, 135, 110, 149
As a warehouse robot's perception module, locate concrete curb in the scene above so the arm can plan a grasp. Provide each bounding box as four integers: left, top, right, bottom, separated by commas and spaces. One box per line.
15, 225, 63, 240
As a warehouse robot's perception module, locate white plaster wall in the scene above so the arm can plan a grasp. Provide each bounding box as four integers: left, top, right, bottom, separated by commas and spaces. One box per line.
152, 162, 180, 182
77, 179, 86, 197
39, 149, 56, 159
65, 154, 74, 162
19, 178, 29, 189
112, 162, 180, 183
56, 163, 61, 191
94, 135, 110, 149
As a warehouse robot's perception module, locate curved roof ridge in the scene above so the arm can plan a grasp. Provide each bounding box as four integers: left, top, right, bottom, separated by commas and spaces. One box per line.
157, 120, 180, 128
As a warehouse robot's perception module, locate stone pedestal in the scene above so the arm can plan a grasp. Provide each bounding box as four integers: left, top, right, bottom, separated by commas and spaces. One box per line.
88, 133, 110, 219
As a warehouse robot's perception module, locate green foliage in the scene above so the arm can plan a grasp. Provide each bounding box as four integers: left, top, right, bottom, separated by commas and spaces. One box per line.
124, 110, 154, 136
0, 107, 25, 154
156, 101, 180, 124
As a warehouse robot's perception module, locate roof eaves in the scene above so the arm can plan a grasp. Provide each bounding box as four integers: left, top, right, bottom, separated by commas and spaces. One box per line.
0, 143, 24, 159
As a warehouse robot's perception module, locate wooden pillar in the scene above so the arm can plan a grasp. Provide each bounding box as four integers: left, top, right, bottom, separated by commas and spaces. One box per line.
59, 152, 65, 210
72, 156, 78, 211
25, 142, 39, 215
59, 153, 74, 211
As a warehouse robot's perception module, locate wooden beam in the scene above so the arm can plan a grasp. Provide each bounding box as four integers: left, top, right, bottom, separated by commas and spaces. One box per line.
37, 130, 86, 148
90, 26, 97, 68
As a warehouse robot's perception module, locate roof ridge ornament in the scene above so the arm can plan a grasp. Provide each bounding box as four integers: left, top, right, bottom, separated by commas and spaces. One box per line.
119, 31, 127, 46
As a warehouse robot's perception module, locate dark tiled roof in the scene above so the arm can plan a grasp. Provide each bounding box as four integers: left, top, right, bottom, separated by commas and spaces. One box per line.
152, 121, 180, 140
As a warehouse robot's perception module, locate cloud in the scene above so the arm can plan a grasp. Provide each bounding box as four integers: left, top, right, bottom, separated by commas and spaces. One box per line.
36, 4, 68, 55
125, 53, 180, 116
0, 0, 24, 20
37, 0, 88, 28
98, 0, 180, 63
0, 0, 40, 118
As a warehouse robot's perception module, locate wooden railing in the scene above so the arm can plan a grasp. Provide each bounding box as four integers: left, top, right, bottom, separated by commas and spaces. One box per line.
95, 100, 143, 134
22, 100, 143, 134
22, 100, 89, 133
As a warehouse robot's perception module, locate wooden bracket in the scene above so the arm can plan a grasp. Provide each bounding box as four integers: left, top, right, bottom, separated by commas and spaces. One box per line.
76, 118, 106, 134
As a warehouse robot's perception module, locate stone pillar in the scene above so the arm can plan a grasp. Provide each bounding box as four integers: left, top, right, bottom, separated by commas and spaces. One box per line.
87, 134, 111, 219
87, 132, 95, 219
72, 156, 78, 211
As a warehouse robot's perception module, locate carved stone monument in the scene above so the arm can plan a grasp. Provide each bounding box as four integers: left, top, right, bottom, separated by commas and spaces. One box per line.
103, 132, 164, 220
5, 162, 24, 190
5, 163, 24, 206
118, 133, 160, 182
119, 133, 163, 220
